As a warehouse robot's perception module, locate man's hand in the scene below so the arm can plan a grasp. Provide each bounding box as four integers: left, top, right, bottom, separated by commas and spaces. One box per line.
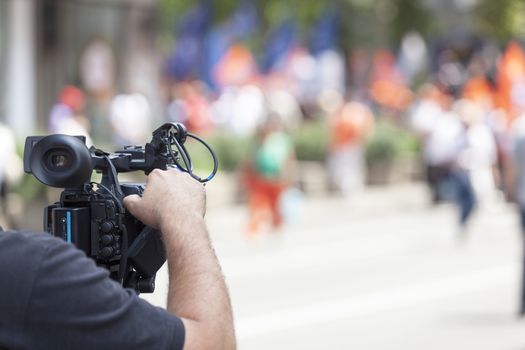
123, 169, 236, 350
123, 169, 206, 231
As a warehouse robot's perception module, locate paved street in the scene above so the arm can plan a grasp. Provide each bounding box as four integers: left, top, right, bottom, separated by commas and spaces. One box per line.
142, 183, 525, 350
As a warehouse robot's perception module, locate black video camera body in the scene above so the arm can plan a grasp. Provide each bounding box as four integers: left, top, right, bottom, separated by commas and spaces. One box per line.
23, 123, 217, 293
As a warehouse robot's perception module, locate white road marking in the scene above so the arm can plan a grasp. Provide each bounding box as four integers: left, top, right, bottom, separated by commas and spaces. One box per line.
235, 263, 518, 340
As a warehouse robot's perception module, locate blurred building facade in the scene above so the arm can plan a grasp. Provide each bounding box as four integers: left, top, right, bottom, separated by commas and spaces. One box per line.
0, 0, 162, 138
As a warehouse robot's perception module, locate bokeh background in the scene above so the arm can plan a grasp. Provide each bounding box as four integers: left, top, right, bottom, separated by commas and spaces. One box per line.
2, 0, 525, 349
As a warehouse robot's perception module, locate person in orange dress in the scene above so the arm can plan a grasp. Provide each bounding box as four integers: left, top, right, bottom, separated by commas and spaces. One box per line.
242, 116, 296, 236
327, 101, 374, 195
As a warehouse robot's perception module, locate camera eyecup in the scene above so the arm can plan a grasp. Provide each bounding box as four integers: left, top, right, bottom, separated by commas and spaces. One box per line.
29, 134, 93, 188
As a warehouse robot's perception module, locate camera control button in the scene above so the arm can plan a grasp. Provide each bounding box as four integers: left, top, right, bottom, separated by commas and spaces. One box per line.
99, 247, 114, 259
100, 221, 114, 233
101, 234, 113, 245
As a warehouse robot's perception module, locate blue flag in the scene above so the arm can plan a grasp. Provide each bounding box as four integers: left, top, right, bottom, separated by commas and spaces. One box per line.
310, 10, 339, 55
166, 1, 212, 80
262, 20, 296, 73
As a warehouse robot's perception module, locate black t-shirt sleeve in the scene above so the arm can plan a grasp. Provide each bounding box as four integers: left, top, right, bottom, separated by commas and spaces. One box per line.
22, 234, 185, 350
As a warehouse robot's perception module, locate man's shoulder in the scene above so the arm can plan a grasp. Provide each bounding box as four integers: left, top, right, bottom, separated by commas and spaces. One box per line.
0, 231, 68, 326
0, 230, 90, 277
0, 230, 66, 257
0, 231, 66, 283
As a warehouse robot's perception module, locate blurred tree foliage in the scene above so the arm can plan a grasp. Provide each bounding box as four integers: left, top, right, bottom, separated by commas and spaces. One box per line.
292, 119, 329, 162
159, 0, 328, 31
365, 120, 420, 166
185, 132, 251, 172
389, 0, 434, 47
158, 0, 437, 53
157, 0, 236, 49
474, 0, 525, 43
158, 0, 326, 49
158, 0, 525, 53
158, 0, 236, 30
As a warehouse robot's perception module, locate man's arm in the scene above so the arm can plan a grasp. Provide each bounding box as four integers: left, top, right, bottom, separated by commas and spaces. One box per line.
124, 169, 236, 350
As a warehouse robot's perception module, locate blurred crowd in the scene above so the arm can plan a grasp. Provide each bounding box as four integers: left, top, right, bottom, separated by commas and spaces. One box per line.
3, 4, 525, 245
410, 42, 525, 233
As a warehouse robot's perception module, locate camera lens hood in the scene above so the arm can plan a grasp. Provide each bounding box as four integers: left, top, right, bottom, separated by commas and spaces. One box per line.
30, 134, 93, 188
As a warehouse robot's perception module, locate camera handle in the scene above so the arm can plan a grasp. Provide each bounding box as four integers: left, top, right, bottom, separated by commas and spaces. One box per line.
94, 151, 124, 199
125, 225, 166, 293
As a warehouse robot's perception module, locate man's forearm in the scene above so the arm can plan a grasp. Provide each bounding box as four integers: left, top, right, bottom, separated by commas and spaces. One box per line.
162, 213, 235, 350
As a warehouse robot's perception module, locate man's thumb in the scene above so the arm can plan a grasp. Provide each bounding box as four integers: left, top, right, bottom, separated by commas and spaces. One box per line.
123, 194, 141, 214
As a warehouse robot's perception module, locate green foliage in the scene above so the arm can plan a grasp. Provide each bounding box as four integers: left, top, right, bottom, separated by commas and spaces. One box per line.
157, 0, 525, 59
365, 121, 419, 165
158, 0, 237, 50
344, 1, 381, 49
475, 0, 525, 43
11, 175, 47, 201
389, 0, 434, 47
158, 0, 332, 52
292, 119, 329, 162
158, 0, 329, 32
262, 1, 327, 31
9, 141, 46, 200
185, 132, 251, 173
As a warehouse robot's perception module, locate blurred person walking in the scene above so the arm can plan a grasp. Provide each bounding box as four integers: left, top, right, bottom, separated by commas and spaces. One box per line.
508, 113, 525, 316
413, 94, 478, 231
327, 100, 374, 195
109, 93, 152, 148
438, 100, 484, 233
167, 82, 213, 134
494, 42, 525, 202
49, 86, 92, 146
242, 115, 296, 237
0, 122, 22, 227
455, 100, 498, 207
410, 84, 448, 203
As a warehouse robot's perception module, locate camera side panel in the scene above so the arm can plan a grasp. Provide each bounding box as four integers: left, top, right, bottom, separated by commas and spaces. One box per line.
48, 207, 91, 253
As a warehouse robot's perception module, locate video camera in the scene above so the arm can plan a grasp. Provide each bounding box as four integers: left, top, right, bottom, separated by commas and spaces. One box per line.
23, 123, 218, 294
